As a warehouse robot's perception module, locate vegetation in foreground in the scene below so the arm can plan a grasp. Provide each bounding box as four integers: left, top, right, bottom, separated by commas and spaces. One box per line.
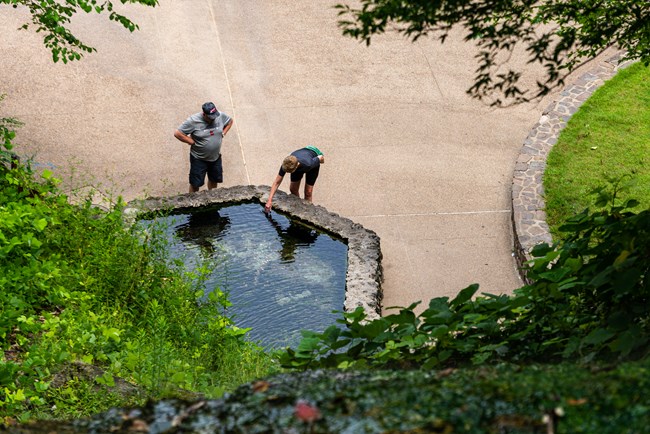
12, 199, 650, 432
13, 362, 650, 433
282, 201, 649, 370
544, 61, 650, 237
0, 126, 278, 426
2, 93, 649, 431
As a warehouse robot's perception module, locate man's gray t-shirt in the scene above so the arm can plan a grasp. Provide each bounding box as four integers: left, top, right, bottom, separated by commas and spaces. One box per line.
178, 112, 232, 161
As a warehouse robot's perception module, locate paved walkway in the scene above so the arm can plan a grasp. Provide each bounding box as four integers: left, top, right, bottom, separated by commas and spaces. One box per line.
0, 1, 615, 311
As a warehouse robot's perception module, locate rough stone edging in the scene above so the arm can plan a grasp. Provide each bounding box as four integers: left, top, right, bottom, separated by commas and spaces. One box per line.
511, 51, 632, 282
123, 185, 383, 320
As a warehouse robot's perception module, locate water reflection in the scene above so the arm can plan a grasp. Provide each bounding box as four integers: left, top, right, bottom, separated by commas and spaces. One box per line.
142, 203, 347, 349
264, 211, 318, 262
174, 209, 231, 258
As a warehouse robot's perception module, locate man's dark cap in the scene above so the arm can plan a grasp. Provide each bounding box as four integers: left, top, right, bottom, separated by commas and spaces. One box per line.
202, 102, 219, 119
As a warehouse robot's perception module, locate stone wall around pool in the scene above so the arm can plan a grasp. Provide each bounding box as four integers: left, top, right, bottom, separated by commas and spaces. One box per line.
124, 185, 383, 320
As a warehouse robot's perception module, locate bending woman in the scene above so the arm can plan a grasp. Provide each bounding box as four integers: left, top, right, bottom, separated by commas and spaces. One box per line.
264, 146, 325, 213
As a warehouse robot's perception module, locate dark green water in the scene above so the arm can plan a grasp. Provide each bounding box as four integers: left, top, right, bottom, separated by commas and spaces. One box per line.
141, 203, 348, 349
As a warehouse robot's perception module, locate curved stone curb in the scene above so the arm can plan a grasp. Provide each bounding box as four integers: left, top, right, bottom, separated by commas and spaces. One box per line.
511, 51, 632, 282
124, 185, 383, 320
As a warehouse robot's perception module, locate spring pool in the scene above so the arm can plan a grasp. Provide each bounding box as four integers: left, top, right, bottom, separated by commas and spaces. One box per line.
140, 202, 348, 349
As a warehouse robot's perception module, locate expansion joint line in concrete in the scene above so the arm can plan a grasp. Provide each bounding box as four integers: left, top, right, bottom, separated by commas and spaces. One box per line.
352, 210, 511, 218
415, 44, 444, 99
206, 0, 251, 185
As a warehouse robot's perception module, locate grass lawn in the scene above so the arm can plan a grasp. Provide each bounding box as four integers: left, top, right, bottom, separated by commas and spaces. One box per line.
543, 61, 650, 237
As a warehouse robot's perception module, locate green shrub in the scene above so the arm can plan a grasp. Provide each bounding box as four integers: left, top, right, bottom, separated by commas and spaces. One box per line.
32, 362, 650, 433
0, 137, 277, 425
281, 202, 649, 370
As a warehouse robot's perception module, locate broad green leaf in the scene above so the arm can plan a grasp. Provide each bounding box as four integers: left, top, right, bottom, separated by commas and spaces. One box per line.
384, 309, 417, 326
337, 360, 351, 369
171, 371, 186, 384
95, 373, 115, 387
431, 325, 449, 339
471, 352, 491, 364
462, 313, 486, 324
450, 284, 479, 308
608, 330, 644, 356
13, 389, 26, 402
359, 319, 389, 340
613, 250, 631, 267
583, 328, 615, 345
612, 268, 643, 294
539, 266, 572, 283
565, 257, 583, 272
530, 242, 553, 257
321, 325, 341, 345
588, 268, 613, 288
102, 327, 121, 342
296, 337, 321, 353
33, 218, 47, 231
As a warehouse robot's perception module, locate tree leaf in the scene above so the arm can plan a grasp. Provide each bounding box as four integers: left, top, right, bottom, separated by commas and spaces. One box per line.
583, 328, 615, 345
450, 284, 479, 308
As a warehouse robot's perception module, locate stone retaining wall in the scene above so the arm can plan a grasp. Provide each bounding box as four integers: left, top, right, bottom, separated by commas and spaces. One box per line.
124, 185, 383, 320
511, 52, 631, 283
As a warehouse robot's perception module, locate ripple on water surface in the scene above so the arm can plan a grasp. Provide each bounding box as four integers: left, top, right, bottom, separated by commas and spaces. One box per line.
142, 202, 348, 349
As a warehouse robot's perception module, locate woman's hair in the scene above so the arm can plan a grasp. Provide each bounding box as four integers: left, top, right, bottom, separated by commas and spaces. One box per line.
282, 155, 299, 173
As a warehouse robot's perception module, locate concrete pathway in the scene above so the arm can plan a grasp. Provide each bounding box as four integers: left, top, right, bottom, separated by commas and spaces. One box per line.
0, 1, 606, 311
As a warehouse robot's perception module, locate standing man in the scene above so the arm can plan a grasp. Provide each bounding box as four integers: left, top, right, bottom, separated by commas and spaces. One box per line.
174, 102, 234, 193
264, 145, 325, 213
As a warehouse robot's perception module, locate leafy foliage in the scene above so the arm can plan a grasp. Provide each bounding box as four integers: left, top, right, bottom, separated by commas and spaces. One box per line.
335, 0, 650, 105
0, 130, 276, 425
20, 363, 650, 433
281, 202, 649, 370
2, 0, 158, 62
0, 94, 22, 164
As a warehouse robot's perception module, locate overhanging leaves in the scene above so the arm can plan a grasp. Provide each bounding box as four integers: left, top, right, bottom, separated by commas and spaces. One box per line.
3, 0, 159, 63
336, 0, 650, 105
